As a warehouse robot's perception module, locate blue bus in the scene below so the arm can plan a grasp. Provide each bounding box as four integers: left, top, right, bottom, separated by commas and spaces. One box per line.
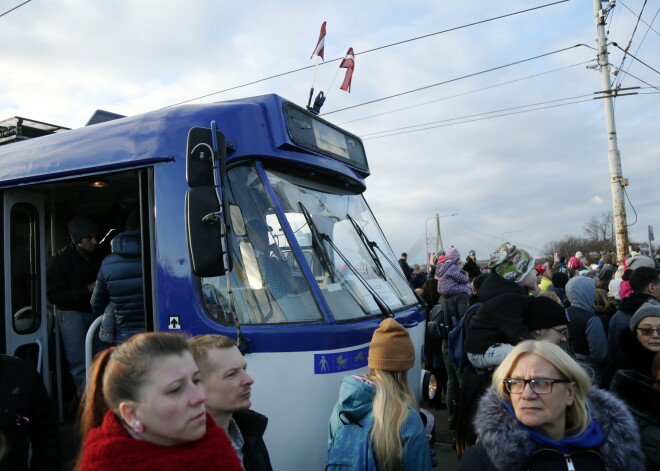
0, 94, 432, 469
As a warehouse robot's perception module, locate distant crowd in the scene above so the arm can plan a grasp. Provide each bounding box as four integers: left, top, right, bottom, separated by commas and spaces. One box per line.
407, 243, 659, 470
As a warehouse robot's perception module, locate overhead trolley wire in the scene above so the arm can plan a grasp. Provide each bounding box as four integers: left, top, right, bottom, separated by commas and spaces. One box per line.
0, 0, 31, 19
160, 0, 571, 109
612, 42, 660, 77
322, 44, 589, 116
339, 60, 595, 125
613, 0, 648, 88
618, 0, 660, 37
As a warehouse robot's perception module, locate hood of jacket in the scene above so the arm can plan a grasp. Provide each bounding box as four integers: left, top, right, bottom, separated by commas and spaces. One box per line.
566, 276, 595, 311
334, 375, 376, 423
618, 292, 659, 314
477, 271, 527, 303
111, 230, 142, 257
472, 386, 645, 471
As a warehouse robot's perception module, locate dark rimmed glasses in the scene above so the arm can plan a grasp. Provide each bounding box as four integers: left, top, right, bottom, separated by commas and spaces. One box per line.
551, 327, 568, 338
637, 326, 660, 337
503, 378, 570, 394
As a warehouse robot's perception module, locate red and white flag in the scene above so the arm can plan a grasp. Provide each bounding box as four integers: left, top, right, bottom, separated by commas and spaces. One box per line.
339, 47, 355, 92
310, 21, 327, 60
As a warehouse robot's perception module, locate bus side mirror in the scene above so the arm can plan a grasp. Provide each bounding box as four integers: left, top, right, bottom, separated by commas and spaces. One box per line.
186, 127, 226, 188
185, 186, 226, 277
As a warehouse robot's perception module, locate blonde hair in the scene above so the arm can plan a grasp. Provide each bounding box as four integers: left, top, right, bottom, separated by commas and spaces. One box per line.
491, 340, 591, 436
369, 369, 416, 471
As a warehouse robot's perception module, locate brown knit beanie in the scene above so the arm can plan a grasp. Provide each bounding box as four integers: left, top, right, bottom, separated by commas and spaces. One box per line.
368, 318, 415, 371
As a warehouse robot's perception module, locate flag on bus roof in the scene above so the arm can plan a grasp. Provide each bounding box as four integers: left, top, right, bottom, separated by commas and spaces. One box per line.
310, 21, 327, 60
339, 47, 355, 92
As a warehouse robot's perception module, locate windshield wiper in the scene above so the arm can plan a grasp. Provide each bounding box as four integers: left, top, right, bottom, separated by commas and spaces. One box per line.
299, 202, 336, 283
299, 203, 392, 317
345, 214, 386, 280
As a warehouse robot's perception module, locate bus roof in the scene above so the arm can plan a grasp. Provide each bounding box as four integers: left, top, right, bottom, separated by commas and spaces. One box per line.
0, 94, 368, 189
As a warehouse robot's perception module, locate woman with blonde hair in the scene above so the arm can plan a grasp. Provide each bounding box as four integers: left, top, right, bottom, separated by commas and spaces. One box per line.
326, 318, 431, 470
460, 340, 644, 470
76, 332, 243, 471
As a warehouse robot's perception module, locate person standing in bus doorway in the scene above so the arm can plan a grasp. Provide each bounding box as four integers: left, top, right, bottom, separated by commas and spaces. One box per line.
47, 216, 103, 396
327, 318, 432, 471
91, 210, 145, 345
0, 354, 61, 471
188, 335, 273, 471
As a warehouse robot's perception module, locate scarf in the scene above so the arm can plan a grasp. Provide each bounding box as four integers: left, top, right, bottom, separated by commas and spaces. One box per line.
502, 400, 604, 454
79, 410, 244, 471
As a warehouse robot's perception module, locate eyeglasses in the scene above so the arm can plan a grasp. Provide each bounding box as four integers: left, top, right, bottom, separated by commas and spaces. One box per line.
551, 327, 568, 338
503, 378, 570, 394
637, 326, 660, 337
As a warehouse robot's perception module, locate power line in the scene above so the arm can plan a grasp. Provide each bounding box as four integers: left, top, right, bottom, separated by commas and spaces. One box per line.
0, 0, 31, 19
361, 97, 595, 140
613, 0, 648, 88
338, 60, 595, 125
160, 0, 571, 109
360, 93, 596, 137
322, 44, 588, 116
615, 6, 660, 89
618, 0, 660, 37
612, 42, 660, 76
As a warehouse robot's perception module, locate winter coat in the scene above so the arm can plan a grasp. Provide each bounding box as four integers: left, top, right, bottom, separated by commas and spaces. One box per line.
327, 375, 431, 471
464, 272, 533, 356
460, 387, 645, 471
234, 409, 273, 471
79, 410, 243, 471
602, 327, 657, 389
398, 258, 412, 282
610, 369, 660, 471
608, 293, 659, 361
436, 259, 472, 296
464, 257, 482, 279
46, 245, 102, 312
539, 276, 553, 293
0, 355, 61, 471
566, 277, 607, 384
91, 230, 144, 343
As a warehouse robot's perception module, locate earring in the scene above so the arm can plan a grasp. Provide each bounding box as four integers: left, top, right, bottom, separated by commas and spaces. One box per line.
134, 421, 144, 433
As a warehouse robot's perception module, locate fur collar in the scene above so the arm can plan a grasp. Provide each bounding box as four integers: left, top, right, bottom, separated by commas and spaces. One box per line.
473, 387, 645, 470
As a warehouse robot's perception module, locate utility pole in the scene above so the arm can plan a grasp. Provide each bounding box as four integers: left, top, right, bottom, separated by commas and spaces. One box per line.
593, 0, 629, 262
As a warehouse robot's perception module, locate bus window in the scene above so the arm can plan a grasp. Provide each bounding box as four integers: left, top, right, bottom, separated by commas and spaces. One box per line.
265, 169, 418, 321
10, 203, 41, 334
200, 165, 323, 324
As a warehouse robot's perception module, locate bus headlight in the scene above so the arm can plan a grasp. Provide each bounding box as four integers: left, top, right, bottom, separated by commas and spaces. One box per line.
421, 369, 437, 403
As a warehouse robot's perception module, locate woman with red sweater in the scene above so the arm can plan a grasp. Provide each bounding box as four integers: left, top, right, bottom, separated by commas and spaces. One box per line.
76, 332, 243, 471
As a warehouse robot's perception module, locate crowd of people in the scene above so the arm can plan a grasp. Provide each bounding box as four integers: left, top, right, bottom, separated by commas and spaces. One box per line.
3, 217, 660, 470
416, 243, 660, 470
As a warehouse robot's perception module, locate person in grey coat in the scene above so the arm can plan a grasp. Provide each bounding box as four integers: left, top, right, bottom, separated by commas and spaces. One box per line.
566, 276, 607, 385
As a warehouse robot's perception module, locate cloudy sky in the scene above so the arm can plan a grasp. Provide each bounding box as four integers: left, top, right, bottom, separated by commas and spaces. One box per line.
2, 0, 658, 264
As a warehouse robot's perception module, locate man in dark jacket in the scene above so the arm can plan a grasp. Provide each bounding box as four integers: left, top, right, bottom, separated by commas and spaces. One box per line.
46, 216, 103, 395
91, 211, 144, 344
188, 335, 273, 471
0, 354, 61, 471
608, 267, 660, 361
398, 253, 412, 283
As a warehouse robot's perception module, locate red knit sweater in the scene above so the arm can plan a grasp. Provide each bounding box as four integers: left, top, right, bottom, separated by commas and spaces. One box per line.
79, 410, 244, 471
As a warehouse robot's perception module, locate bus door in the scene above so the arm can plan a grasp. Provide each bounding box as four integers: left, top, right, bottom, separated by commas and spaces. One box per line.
2, 190, 51, 393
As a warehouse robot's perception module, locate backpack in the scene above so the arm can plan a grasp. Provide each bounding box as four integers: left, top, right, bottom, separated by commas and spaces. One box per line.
427, 292, 469, 340
447, 301, 482, 372
326, 410, 375, 470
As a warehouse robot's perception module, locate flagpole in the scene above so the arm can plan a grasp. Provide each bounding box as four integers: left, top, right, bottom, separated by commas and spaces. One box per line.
325, 67, 342, 99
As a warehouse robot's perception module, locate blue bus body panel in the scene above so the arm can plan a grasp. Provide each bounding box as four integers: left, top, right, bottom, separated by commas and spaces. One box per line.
0, 94, 422, 353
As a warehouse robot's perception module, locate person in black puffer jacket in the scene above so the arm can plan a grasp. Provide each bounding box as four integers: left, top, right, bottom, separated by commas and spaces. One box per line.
91, 212, 144, 344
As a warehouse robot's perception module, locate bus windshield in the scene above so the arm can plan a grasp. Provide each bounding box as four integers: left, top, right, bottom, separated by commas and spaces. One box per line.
200, 164, 417, 325
264, 168, 418, 321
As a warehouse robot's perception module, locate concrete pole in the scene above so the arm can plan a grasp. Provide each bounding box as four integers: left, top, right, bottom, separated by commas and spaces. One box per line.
593, 0, 629, 262
435, 213, 443, 253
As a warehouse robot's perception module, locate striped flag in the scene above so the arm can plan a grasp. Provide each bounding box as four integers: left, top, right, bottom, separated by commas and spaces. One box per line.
339, 47, 355, 92
310, 21, 327, 60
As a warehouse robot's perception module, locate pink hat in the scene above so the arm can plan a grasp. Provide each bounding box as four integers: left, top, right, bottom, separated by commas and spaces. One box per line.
446, 245, 460, 261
